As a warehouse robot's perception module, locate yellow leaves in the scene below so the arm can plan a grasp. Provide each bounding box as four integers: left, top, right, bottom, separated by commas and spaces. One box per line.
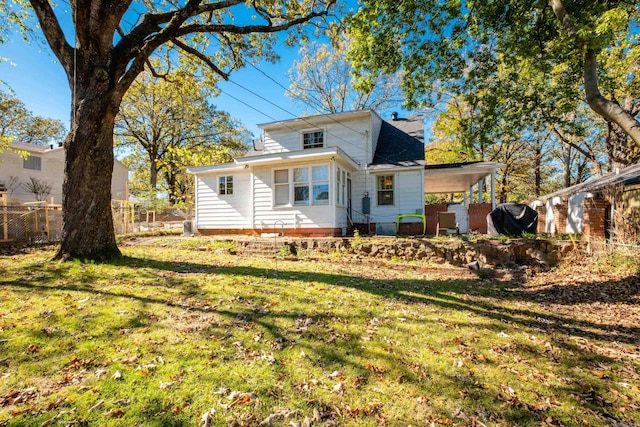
594, 8, 630, 37
365, 362, 386, 374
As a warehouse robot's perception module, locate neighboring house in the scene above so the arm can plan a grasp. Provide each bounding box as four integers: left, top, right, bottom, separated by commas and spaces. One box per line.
188, 110, 502, 237
0, 141, 128, 204
534, 163, 640, 242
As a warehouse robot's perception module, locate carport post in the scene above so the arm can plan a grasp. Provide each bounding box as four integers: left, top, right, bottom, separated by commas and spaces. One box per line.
491, 170, 497, 209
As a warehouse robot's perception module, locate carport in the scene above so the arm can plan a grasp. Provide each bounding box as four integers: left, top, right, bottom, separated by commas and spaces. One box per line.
423, 161, 505, 234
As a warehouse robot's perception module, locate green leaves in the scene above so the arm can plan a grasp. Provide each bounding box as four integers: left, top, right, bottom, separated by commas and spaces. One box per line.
115, 66, 249, 206
0, 89, 66, 147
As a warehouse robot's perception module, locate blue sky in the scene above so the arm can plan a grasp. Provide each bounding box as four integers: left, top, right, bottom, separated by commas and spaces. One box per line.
0, 32, 321, 139
0, 3, 411, 143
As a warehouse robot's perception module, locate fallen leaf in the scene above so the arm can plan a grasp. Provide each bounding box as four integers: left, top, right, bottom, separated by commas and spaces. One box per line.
199, 408, 216, 427
160, 381, 176, 389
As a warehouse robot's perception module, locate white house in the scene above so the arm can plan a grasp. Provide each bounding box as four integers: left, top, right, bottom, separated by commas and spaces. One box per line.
187, 110, 503, 237
0, 141, 128, 204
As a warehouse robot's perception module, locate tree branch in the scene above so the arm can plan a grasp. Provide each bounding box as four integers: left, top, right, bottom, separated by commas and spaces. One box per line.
28, 0, 74, 76
550, 123, 604, 176
175, 11, 331, 37
583, 49, 640, 147
171, 38, 229, 80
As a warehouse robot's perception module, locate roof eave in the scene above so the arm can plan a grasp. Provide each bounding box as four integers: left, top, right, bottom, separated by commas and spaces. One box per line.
258, 110, 373, 130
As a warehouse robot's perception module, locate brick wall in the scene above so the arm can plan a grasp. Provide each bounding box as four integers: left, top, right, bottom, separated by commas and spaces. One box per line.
424, 203, 447, 235
553, 201, 568, 234
469, 203, 492, 234
398, 221, 426, 236
582, 197, 609, 241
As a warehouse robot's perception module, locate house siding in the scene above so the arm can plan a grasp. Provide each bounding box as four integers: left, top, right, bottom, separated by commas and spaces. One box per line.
368, 170, 425, 223
262, 117, 371, 166
252, 163, 336, 231
195, 172, 251, 229
0, 145, 128, 204
189, 110, 428, 237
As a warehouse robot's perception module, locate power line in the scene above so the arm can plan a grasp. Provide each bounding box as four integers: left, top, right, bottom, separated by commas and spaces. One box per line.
223, 78, 369, 155
247, 62, 327, 113
246, 61, 372, 139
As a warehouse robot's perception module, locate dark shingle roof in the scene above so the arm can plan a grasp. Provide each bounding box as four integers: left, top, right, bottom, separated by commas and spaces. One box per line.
371, 116, 425, 166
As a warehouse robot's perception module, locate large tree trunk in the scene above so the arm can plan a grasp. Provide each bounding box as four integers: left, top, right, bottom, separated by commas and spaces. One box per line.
534, 143, 542, 198
54, 87, 121, 261
150, 159, 158, 190
562, 142, 571, 188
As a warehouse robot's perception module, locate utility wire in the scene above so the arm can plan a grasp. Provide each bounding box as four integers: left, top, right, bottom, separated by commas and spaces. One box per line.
225, 78, 369, 155
246, 61, 370, 138
220, 86, 367, 160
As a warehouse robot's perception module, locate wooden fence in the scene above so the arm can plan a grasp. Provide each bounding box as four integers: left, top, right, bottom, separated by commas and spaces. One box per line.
1, 195, 185, 244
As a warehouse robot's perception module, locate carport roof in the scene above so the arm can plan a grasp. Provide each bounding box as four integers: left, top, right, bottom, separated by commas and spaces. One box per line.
424, 161, 505, 194
538, 163, 640, 201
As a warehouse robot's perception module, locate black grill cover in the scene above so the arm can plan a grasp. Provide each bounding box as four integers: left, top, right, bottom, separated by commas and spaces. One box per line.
489, 203, 538, 237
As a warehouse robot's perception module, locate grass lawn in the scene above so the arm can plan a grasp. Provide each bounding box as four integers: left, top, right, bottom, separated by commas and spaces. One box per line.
1, 238, 639, 426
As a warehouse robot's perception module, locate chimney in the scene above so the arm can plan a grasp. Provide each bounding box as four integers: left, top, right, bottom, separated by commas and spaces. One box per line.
391, 112, 398, 121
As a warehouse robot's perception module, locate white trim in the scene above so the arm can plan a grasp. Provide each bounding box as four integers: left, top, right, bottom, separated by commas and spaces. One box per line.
374, 173, 396, 207
186, 163, 243, 174
301, 127, 326, 150
258, 109, 375, 130
235, 146, 359, 169
271, 164, 331, 208
249, 170, 255, 230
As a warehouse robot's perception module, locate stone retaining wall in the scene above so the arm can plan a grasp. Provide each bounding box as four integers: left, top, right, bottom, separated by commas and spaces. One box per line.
280, 237, 585, 268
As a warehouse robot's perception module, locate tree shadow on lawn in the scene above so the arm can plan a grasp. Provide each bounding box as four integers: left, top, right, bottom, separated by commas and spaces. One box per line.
10, 255, 639, 344
4, 255, 639, 425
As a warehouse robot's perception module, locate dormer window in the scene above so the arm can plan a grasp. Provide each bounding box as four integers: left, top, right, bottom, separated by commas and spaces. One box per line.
303, 130, 324, 149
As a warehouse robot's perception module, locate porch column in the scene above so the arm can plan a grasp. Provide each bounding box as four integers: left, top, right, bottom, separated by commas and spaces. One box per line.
468, 186, 472, 235
490, 169, 497, 209
478, 178, 484, 203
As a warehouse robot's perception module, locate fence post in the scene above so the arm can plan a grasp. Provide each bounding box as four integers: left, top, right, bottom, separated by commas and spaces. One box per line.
1, 192, 7, 241
45, 201, 50, 240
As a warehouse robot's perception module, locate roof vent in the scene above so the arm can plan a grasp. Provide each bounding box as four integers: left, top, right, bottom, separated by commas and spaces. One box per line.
391, 112, 398, 121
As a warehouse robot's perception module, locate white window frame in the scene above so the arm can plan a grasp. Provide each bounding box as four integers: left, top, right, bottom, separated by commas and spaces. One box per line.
274, 169, 290, 207
218, 175, 233, 195
293, 167, 310, 206
376, 174, 395, 206
301, 128, 325, 150
273, 164, 330, 207
336, 166, 347, 207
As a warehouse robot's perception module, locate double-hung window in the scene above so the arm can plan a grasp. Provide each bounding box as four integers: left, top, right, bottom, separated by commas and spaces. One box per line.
302, 130, 324, 149
293, 167, 309, 205
274, 169, 289, 206
218, 175, 233, 195
336, 167, 347, 206
311, 166, 329, 205
276, 165, 329, 207
377, 175, 394, 206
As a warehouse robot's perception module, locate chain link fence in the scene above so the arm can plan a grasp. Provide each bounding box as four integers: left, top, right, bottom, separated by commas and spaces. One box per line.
0, 203, 62, 244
